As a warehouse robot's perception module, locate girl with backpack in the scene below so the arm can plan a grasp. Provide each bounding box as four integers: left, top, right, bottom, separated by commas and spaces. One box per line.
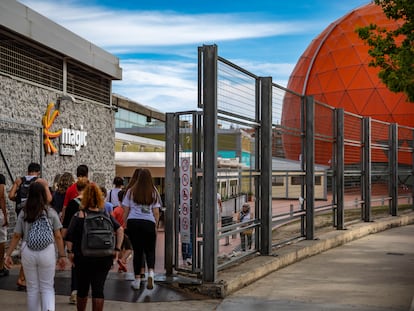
65, 183, 123, 311
4, 180, 66, 311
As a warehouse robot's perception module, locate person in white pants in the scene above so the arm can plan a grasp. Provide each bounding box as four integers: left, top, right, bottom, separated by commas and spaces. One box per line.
5, 179, 66, 311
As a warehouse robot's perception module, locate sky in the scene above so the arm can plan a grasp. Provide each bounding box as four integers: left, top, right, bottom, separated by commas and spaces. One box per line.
20, 0, 370, 113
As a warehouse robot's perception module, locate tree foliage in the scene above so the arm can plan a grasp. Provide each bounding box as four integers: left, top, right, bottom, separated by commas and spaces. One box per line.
356, 0, 414, 102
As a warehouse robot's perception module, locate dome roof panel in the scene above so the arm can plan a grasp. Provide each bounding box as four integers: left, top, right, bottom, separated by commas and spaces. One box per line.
347, 66, 376, 89
324, 70, 346, 92
283, 3, 414, 164
312, 52, 337, 72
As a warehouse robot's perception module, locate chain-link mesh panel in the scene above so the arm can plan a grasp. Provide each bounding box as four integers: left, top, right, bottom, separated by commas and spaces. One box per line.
397, 125, 413, 206
216, 58, 258, 122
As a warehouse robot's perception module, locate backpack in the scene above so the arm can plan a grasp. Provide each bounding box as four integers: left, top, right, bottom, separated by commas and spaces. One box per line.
80, 210, 115, 257
27, 212, 54, 251
16, 176, 38, 213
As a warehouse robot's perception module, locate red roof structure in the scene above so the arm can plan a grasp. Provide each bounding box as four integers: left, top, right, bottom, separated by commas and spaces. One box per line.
282, 3, 413, 165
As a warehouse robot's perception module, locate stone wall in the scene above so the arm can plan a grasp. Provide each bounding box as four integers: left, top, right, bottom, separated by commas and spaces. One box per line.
0, 75, 116, 237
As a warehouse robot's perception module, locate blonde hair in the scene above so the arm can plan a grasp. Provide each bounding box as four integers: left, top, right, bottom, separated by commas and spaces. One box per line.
56, 172, 75, 193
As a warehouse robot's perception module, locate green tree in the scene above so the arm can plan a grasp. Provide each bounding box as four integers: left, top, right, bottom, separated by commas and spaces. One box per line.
356, 0, 414, 102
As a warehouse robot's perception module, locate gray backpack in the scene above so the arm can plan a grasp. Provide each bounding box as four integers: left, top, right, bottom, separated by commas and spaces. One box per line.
80, 210, 115, 257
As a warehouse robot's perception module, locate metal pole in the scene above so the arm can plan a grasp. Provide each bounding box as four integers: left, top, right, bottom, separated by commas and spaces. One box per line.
260, 77, 272, 255
305, 96, 315, 240
202, 44, 218, 282
390, 123, 398, 216
335, 109, 345, 229
362, 117, 372, 222
165, 113, 176, 275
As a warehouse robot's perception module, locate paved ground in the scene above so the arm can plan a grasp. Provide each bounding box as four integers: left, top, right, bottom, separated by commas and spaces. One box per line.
218, 224, 414, 311
0, 212, 413, 310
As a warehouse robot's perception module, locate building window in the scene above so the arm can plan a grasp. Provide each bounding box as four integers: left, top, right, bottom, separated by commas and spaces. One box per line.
291, 176, 303, 185
315, 176, 322, 185
272, 176, 284, 186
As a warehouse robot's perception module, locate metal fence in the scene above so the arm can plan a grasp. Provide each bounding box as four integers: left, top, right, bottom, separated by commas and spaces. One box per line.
165, 44, 413, 284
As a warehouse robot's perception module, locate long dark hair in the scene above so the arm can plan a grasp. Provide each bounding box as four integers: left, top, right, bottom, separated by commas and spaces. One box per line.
125, 168, 142, 194
131, 169, 156, 205
24, 182, 48, 223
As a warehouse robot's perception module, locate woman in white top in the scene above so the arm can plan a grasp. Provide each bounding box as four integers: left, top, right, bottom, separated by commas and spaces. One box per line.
122, 169, 160, 290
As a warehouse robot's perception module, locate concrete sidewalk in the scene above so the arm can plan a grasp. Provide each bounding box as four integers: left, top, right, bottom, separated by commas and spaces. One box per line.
215, 212, 414, 298
1, 211, 413, 310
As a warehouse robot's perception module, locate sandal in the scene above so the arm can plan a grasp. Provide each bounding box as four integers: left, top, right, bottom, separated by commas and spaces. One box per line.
117, 259, 127, 273
16, 278, 26, 291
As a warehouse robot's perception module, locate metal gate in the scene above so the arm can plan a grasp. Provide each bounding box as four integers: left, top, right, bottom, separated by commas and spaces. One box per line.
164, 45, 272, 283
164, 111, 203, 277
0, 117, 43, 183
0, 117, 43, 227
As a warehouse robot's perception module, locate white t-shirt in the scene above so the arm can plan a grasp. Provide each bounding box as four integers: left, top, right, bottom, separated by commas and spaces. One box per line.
122, 189, 161, 224
106, 188, 121, 206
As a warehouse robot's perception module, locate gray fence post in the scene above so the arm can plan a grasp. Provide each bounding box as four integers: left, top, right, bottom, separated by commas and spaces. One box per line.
305, 96, 315, 240
390, 123, 398, 216
165, 113, 176, 275
335, 109, 345, 229
363, 117, 372, 222
260, 77, 272, 255
202, 44, 218, 282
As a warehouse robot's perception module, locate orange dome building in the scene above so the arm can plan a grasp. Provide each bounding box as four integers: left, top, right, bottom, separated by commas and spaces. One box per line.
282, 3, 414, 165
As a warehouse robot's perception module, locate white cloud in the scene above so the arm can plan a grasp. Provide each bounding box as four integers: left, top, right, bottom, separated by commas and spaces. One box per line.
20, 0, 317, 51
19, 0, 304, 112
113, 59, 198, 112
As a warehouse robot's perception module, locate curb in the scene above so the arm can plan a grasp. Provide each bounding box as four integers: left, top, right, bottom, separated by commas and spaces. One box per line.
201, 212, 414, 298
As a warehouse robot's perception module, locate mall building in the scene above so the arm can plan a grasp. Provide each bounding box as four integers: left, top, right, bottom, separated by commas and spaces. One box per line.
0, 1, 122, 192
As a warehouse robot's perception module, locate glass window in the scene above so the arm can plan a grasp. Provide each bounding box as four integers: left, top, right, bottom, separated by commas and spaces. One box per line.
272, 176, 284, 186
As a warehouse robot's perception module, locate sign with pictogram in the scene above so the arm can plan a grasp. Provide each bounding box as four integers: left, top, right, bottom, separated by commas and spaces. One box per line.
180, 157, 191, 243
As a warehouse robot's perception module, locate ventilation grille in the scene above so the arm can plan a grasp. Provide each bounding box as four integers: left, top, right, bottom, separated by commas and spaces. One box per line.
0, 28, 111, 105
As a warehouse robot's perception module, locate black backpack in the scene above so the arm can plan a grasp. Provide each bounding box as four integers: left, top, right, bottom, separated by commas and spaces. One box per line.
80, 210, 115, 257
15, 176, 38, 213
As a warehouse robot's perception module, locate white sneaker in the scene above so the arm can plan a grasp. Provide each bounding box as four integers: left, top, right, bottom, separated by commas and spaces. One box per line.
186, 258, 192, 266
131, 279, 141, 290
69, 290, 77, 304
147, 272, 154, 290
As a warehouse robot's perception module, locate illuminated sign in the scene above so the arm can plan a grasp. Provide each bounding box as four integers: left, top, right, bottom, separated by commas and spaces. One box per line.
60, 126, 87, 156
42, 102, 87, 156
42, 102, 62, 155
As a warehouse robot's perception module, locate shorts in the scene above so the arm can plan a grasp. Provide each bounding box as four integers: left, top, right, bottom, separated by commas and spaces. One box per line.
0, 213, 7, 243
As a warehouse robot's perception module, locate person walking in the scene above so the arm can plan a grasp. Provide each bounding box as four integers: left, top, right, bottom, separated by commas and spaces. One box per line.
4, 181, 66, 311
122, 168, 160, 290
105, 176, 124, 207
51, 172, 75, 218
61, 179, 88, 304
8, 162, 48, 290
237, 203, 253, 251
61, 164, 88, 223
0, 173, 9, 277
111, 190, 133, 273
65, 183, 123, 311
122, 168, 147, 279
